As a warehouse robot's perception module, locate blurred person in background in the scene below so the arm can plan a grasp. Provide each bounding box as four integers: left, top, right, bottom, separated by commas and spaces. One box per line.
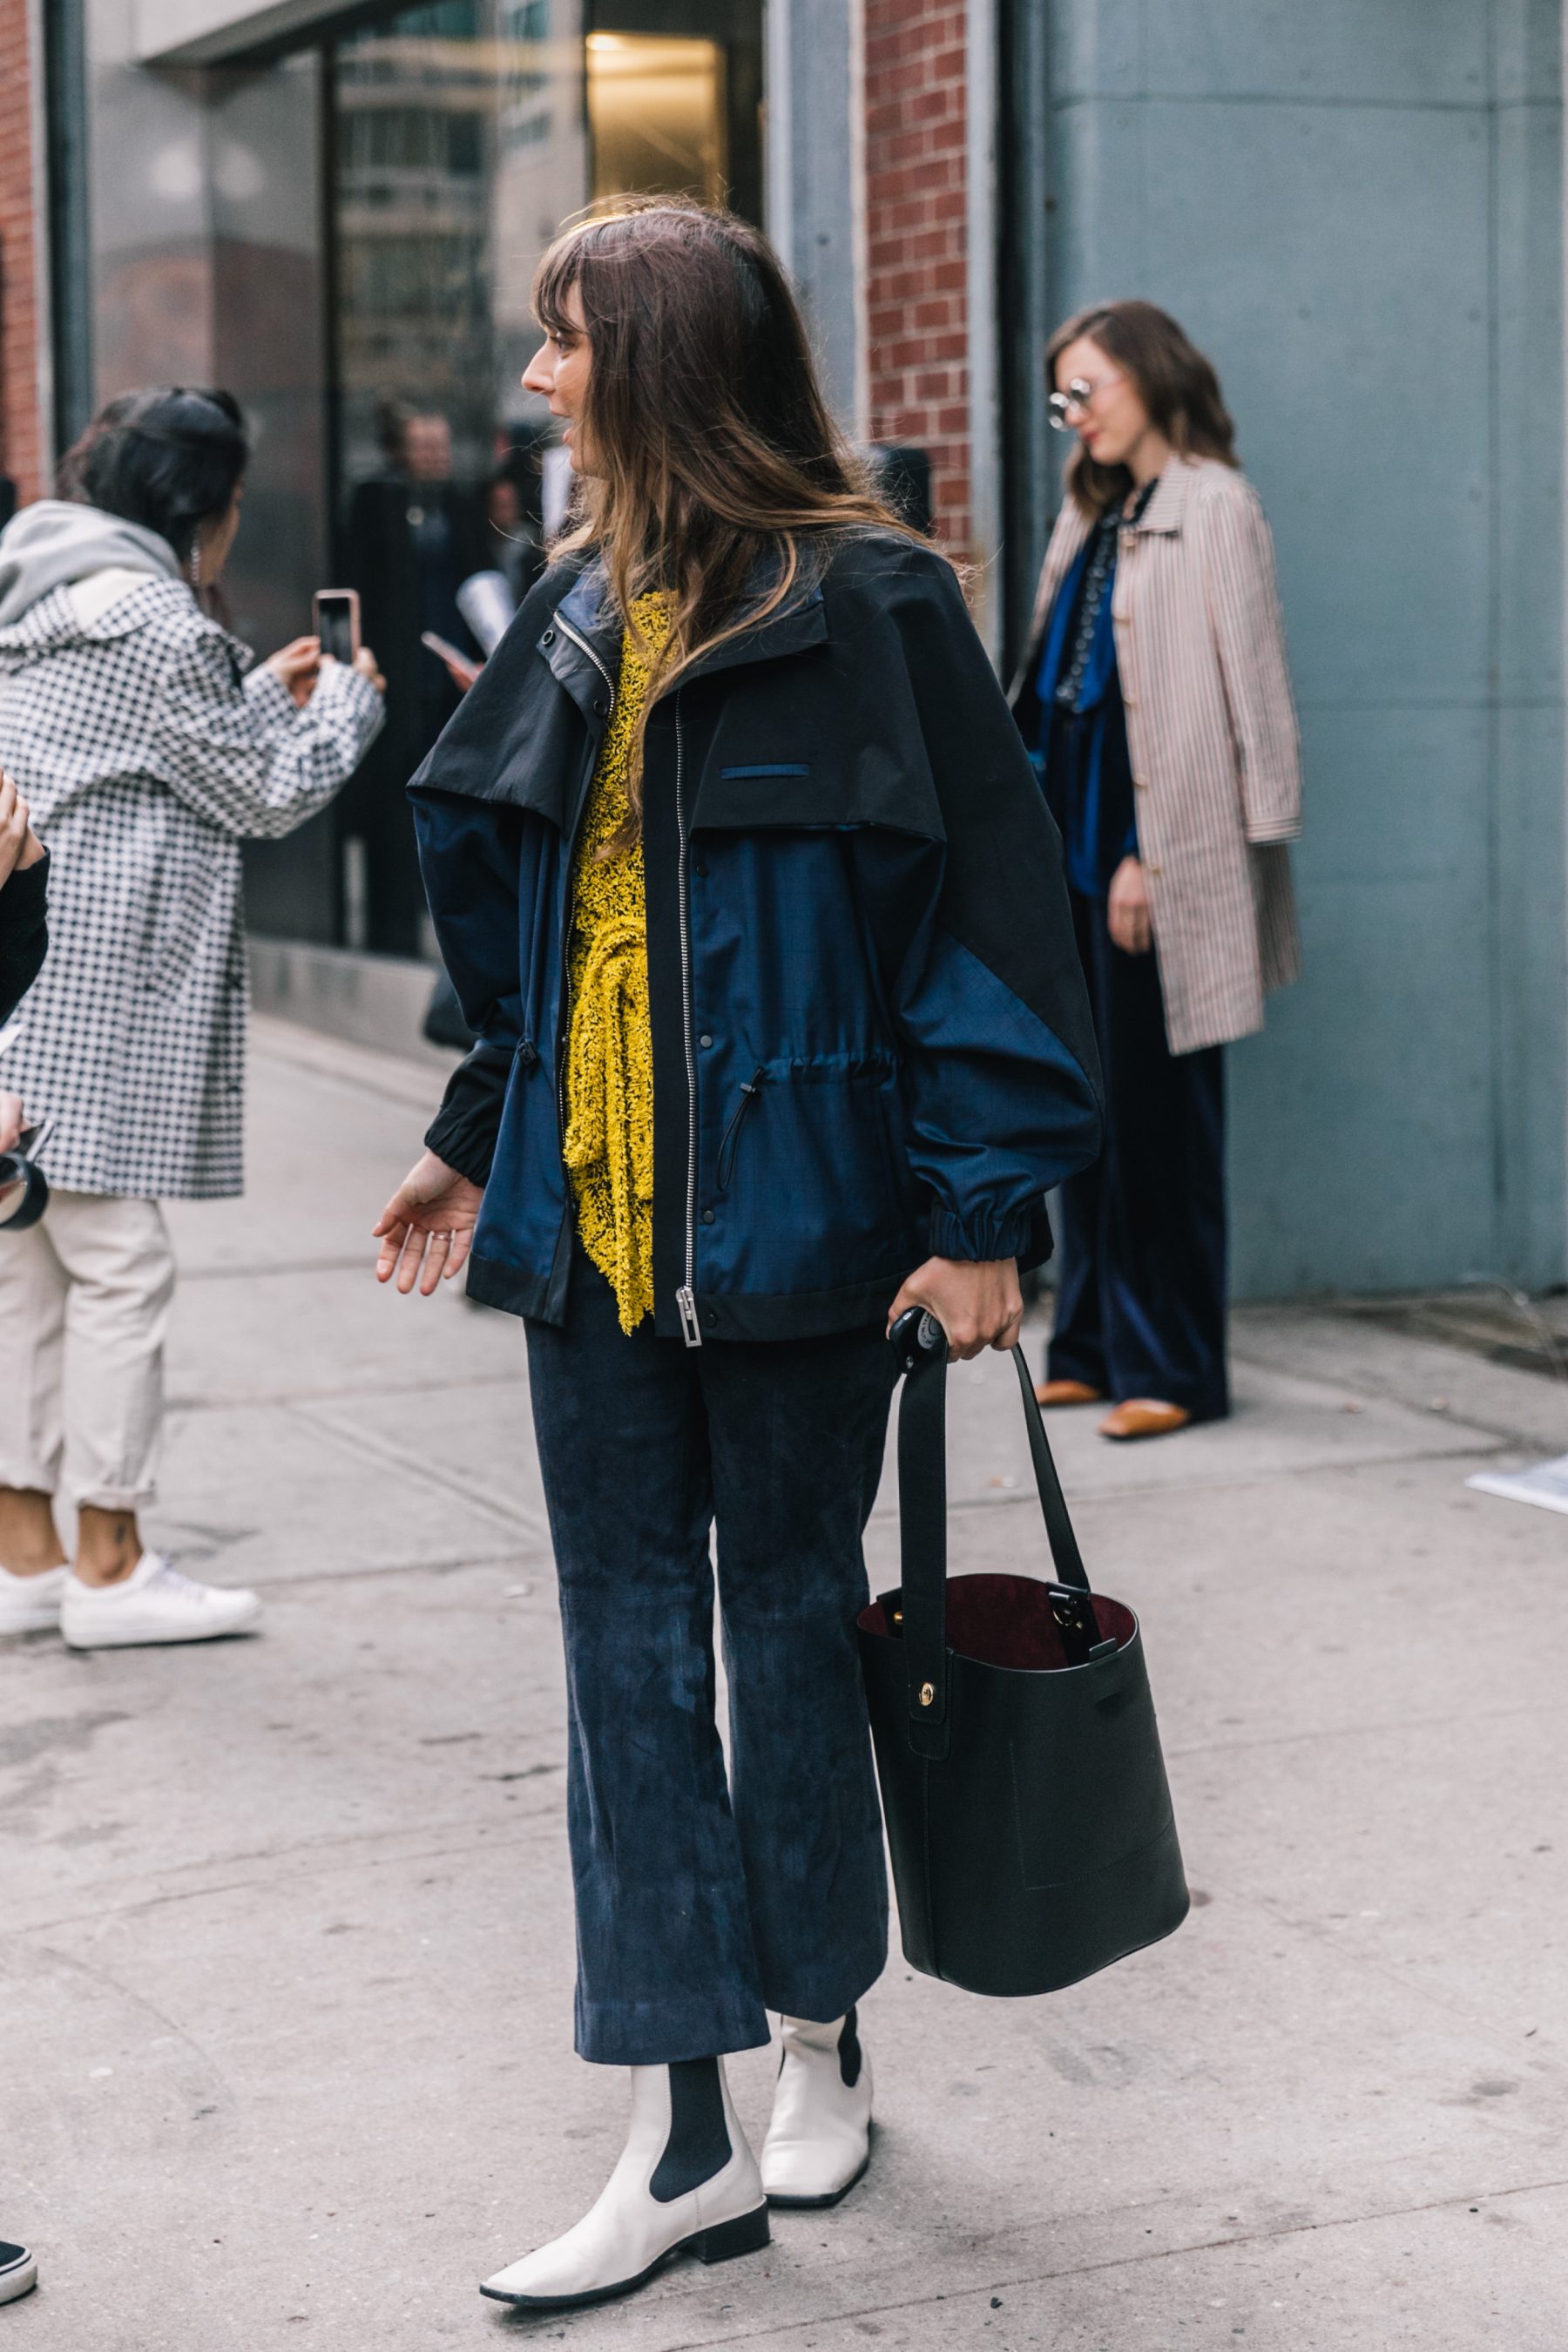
342, 402, 488, 953
0, 766, 45, 2308
1012, 301, 1301, 1442
0, 386, 384, 1648
483, 459, 548, 607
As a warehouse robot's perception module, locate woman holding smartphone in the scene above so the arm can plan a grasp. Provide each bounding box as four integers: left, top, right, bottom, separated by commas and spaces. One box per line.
374, 199, 1101, 2313
0, 387, 384, 1646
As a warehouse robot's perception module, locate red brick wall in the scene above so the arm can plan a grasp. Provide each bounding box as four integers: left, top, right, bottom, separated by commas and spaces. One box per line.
864, 0, 970, 551
0, 0, 44, 502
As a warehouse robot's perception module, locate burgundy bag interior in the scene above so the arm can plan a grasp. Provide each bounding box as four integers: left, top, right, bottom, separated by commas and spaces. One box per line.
859, 1571, 1134, 1672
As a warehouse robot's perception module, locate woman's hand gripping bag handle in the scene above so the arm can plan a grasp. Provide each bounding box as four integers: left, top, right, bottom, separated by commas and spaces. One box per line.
858, 1308, 1191, 1996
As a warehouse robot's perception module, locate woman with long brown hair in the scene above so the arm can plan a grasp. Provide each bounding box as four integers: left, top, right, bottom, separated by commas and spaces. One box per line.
373, 201, 1101, 2311
1013, 300, 1301, 1441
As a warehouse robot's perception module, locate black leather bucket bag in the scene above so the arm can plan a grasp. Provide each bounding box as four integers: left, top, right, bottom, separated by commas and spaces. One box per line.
857, 1313, 1189, 1997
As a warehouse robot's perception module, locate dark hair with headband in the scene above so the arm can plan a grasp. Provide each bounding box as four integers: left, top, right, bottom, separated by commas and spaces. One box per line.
60, 387, 251, 565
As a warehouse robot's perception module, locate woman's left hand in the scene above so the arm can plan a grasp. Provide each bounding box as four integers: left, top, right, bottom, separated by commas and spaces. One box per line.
0, 1092, 23, 1153
1107, 854, 1153, 955
373, 1150, 484, 1294
886, 1257, 1024, 1362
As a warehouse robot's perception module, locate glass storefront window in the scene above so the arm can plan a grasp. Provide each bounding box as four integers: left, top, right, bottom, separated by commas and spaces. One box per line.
332, 1, 589, 494
85, 0, 759, 956
319, 0, 759, 955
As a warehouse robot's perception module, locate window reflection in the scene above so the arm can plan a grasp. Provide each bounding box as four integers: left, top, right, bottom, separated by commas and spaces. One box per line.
330, 0, 585, 954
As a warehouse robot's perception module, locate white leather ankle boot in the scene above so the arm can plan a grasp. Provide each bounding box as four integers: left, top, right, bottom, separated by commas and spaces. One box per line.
760, 2007, 873, 2207
480, 2057, 768, 2310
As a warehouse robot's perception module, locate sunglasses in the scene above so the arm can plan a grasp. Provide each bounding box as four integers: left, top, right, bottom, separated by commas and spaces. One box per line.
1048, 371, 1125, 430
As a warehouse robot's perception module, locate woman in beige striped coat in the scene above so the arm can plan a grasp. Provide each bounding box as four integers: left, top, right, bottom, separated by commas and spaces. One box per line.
1011, 300, 1301, 1440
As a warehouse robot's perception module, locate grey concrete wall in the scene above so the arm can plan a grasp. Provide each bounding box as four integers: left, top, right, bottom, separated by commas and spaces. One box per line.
765, 0, 867, 432
1039, 0, 1566, 1297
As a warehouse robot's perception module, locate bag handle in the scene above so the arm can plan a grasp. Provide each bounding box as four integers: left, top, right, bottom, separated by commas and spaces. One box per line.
889, 1310, 1094, 1761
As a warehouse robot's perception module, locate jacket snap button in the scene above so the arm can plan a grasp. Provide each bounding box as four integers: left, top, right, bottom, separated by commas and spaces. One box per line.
542, 627, 555, 645
693, 861, 708, 878
918, 1681, 935, 1707
595, 700, 608, 718
704, 1309, 717, 1327
699, 1032, 713, 1049
701, 1208, 715, 1224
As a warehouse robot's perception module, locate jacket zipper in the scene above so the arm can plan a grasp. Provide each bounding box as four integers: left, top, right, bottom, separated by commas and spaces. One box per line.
715, 1067, 767, 1192
673, 690, 703, 1346
550, 616, 616, 1159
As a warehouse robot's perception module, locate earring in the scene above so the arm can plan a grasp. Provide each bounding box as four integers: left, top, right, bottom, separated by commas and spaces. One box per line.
189, 537, 202, 587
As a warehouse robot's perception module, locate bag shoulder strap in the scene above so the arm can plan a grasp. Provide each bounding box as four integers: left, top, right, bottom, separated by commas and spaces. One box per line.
1008, 1344, 1089, 1590
894, 1328, 1095, 1760
896, 1342, 951, 1759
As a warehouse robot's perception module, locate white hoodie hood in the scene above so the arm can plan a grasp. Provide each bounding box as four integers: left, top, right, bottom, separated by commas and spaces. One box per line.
0, 500, 181, 628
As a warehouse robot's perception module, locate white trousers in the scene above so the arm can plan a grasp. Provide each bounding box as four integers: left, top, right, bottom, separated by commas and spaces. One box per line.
0, 1190, 175, 1511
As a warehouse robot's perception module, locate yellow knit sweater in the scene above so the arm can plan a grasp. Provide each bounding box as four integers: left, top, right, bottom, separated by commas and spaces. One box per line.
562, 594, 670, 1332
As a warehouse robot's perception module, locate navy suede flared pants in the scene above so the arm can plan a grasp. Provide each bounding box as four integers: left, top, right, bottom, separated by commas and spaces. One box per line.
524, 1251, 896, 2066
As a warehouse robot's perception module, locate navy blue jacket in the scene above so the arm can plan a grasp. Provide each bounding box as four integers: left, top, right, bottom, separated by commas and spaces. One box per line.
413, 531, 1102, 1342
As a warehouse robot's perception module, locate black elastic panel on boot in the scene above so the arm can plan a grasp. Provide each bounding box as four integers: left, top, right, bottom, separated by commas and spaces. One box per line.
839, 2006, 862, 2090
650, 2058, 732, 2204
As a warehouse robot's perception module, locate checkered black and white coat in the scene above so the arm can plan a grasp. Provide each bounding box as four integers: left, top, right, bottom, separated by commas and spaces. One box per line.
0, 577, 383, 1197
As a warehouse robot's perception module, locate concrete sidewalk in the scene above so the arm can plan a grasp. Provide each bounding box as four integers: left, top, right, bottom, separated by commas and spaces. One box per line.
3, 1016, 1568, 2350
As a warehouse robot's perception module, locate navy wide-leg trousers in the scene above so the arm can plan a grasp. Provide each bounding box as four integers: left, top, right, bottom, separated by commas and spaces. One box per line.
1047, 889, 1229, 1421
524, 1252, 896, 2066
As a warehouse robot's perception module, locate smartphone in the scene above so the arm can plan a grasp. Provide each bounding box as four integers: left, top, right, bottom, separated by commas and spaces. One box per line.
313, 588, 360, 664
421, 635, 482, 686
421, 628, 476, 672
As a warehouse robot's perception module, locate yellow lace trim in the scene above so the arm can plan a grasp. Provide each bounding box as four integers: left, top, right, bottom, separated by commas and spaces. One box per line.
563, 593, 670, 1332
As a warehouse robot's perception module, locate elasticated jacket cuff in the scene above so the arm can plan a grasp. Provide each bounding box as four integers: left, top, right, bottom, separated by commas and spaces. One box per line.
425, 1046, 511, 1188
926, 1200, 1037, 1265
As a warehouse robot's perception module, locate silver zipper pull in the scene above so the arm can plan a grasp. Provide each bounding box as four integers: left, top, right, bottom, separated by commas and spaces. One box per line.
676, 1285, 704, 1348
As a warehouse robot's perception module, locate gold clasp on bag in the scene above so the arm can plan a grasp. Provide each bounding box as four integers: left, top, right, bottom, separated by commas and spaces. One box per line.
918, 1681, 935, 1707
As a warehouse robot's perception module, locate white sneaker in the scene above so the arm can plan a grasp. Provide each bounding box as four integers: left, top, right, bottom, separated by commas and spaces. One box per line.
0, 2239, 37, 2305
761, 2009, 874, 2207
0, 1563, 69, 1636
60, 1551, 262, 1650
480, 2058, 768, 2310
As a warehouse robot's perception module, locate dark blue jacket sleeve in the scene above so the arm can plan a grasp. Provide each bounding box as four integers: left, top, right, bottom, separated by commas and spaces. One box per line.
852, 551, 1103, 1262
412, 797, 525, 1186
